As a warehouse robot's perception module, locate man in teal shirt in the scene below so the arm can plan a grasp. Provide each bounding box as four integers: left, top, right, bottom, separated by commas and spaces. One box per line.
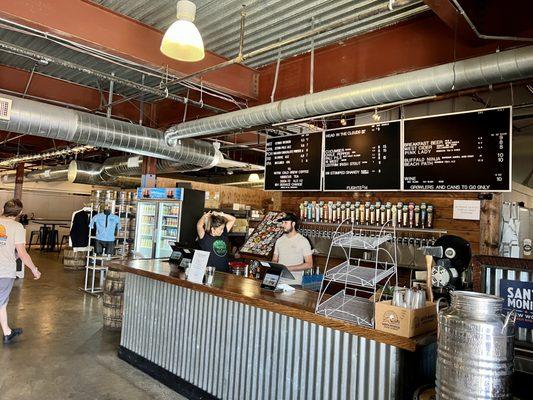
89, 206, 121, 256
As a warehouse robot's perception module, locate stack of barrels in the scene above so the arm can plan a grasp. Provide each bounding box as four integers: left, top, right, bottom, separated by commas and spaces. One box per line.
102, 265, 126, 331
62, 248, 86, 271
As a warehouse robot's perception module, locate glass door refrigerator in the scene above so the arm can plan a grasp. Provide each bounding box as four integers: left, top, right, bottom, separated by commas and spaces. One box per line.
155, 202, 181, 258
134, 188, 205, 258
134, 201, 157, 258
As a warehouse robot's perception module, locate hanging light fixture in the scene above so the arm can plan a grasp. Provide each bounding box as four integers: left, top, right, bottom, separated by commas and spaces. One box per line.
372, 108, 381, 122
340, 113, 347, 126
248, 173, 261, 183
160, 0, 205, 62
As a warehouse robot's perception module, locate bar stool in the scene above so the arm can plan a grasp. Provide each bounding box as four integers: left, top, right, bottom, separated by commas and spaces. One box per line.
57, 234, 70, 258
27, 230, 41, 249
39, 226, 51, 251
46, 229, 59, 252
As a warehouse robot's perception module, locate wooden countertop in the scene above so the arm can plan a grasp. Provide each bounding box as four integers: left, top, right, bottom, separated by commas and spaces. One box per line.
116, 258, 435, 352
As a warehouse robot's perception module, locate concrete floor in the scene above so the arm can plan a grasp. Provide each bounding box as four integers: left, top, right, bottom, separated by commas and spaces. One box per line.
0, 251, 185, 400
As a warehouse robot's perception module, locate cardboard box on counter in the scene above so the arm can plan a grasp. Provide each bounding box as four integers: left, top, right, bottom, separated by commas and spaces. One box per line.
375, 300, 437, 338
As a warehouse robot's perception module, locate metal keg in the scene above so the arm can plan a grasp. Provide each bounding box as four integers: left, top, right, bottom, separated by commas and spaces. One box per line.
436, 291, 515, 400
126, 191, 135, 202
117, 191, 128, 205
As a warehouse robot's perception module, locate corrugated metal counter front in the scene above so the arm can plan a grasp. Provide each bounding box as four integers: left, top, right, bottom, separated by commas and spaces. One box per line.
118, 259, 435, 400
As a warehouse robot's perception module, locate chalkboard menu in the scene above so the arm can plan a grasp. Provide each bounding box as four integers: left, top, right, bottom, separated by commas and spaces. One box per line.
403, 107, 511, 191
264, 133, 323, 191
323, 121, 401, 191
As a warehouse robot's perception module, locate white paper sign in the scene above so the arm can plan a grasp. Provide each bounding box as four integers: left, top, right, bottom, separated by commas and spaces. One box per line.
127, 156, 142, 168
186, 250, 210, 284
453, 200, 481, 220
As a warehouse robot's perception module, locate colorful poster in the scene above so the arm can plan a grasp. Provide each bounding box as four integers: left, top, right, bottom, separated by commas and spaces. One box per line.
500, 279, 533, 329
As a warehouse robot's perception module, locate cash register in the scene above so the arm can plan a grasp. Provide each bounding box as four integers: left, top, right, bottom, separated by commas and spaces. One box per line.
169, 242, 196, 270
258, 261, 296, 291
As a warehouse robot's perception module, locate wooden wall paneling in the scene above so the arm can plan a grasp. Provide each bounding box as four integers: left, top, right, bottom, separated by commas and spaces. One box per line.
479, 193, 502, 256
281, 191, 487, 256
156, 177, 282, 210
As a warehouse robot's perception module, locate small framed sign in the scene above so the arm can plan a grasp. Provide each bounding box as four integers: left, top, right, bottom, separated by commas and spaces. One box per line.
453, 200, 481, 220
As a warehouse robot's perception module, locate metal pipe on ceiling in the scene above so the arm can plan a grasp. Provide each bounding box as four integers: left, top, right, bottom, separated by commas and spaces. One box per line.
155, 0, 420, 96
0, 145, 95, 167
165, 45, 533, 142
93, 1, 414, 109
0, 93, 224, 167
0, 40, 225, 114
0, 17, 246, 107
237, 5, 246, 60
449, 0, 533, 43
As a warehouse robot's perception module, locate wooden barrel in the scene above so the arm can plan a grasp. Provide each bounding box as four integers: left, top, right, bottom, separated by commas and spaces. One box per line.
103, 292, 123, 309
63, 248, 85, 259
63, 248, 86, 271
103, 294, 122, 331
102, 265, 126, 331
104, 268, 126, 293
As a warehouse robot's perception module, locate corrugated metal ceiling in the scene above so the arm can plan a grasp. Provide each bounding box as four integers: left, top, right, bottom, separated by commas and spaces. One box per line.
0, 0, 429, 102
93, 0, 429, 68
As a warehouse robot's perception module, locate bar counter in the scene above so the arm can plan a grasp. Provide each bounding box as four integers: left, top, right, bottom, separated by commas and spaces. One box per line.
117, 259, 436, 400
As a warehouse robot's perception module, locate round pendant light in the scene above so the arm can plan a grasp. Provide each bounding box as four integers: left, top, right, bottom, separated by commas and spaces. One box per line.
160, 0, 205, 62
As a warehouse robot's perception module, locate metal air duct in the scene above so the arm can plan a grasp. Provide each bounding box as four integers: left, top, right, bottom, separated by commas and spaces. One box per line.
67, 157, 205, 186
165, 45, 533, 142
0, 156, 212, 187
1, 165, 69, 184
67, 161, 141, 188
95, 156, 205, 180
0, 163, 139, 188
0, 94, 223, 166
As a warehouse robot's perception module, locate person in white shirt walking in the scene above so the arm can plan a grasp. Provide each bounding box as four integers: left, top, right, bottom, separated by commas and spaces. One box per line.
0, 199, 41, 344
272, 213, 313, 286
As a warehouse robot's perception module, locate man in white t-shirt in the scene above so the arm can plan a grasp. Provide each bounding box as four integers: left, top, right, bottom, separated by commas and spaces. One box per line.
272, 213, 313, 286
0, 199, 41, 344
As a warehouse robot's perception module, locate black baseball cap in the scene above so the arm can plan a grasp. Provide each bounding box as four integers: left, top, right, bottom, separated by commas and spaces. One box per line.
277, 213, 298, 223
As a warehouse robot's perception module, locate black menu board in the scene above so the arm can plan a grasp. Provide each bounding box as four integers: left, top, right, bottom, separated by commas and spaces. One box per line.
403, 107, 511, 191
264, 133, 323, 191
323, 121, 401, 191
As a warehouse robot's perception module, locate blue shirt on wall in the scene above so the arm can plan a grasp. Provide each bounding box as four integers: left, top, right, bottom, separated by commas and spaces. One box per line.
89, 213, 122, 242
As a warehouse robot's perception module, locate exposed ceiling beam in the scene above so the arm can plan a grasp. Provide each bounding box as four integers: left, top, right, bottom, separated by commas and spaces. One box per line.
0, 64, 147, 123
0, 0, 259, 100
256, 13, 516, 103
423, 0, 533, 45
421, 0, 482, 45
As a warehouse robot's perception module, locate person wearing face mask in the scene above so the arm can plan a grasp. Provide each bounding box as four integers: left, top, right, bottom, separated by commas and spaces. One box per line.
196, 211, 236, 272
89, 204, 121, 256
272, 213, 313, 287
